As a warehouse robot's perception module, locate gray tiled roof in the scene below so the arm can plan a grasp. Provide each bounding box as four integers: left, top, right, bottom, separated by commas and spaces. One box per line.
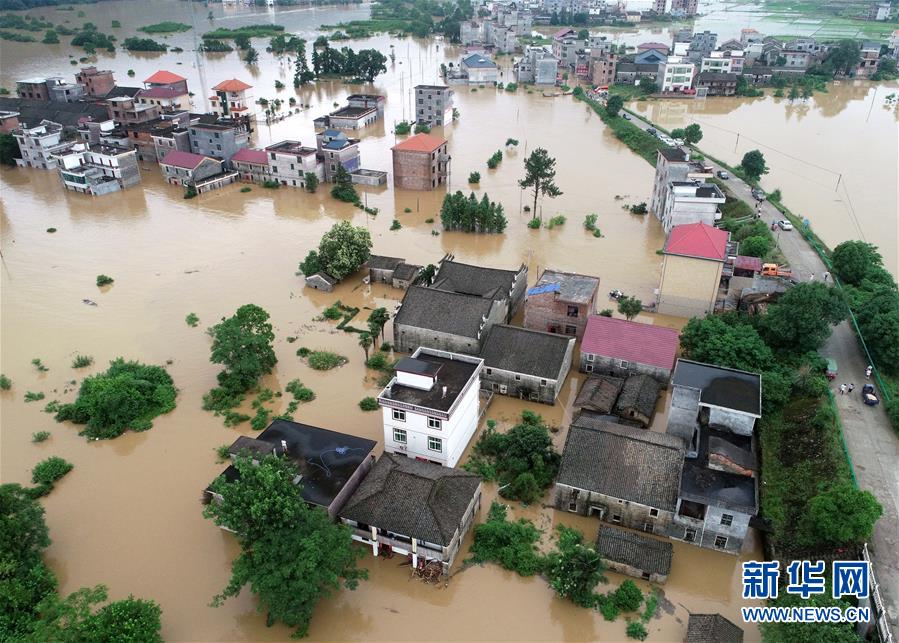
368, 255, 404, 270
574, 376, 625, 414
596, 526, 673, 575
480, 324, 573, 380
393, 263, 421, 281
395, 286, 498, 339
340, 454, 481, 546
432, 259, 520, 301
615, 374, 662, 418
0, 97, 109, 128
686, 614, 744, 643
557, 419, 684, 511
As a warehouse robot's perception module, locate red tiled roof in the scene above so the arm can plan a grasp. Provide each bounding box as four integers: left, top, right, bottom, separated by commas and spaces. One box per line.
582, 316, 680, 370
212, 78, 252, 92
231, 148, 268, 165
392, 133, 446, 153
553, 27, 576, 40
664, 222, 729, 261
144, 70, 186, 85
159, 149, 207, 169
733, 255, 762, 272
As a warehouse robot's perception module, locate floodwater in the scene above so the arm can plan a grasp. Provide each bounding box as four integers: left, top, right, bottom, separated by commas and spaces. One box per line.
7, 0, 884, 640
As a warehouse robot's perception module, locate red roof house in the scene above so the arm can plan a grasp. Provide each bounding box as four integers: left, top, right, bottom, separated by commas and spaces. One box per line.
392, 133, 447, 154
580, 316, 680, 380
663, 222, 730, 261
159, 150, 207, 170
231, 148, 268, 165
212, 78, 253, 92
144, 70, 187, 85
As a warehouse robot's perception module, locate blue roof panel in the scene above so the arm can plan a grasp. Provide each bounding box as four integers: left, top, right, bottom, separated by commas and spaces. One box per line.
527, 283, 561, 296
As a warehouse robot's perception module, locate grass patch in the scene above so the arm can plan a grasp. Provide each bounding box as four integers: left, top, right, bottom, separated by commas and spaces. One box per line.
202, 24, 284, 40
304, 351, 347, 371
32, 431, 51, 443
358, 396, 379, 411
25, 391, 45, 402
71, 354, 93, 368
138, 21, 191, 33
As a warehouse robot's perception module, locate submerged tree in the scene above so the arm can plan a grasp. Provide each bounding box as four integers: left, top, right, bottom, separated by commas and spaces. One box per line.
519, 148, 562, 222
439, 191, 507, 233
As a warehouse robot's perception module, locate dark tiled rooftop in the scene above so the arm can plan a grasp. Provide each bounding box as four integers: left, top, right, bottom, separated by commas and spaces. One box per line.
480, 324, 573, 380
380, 353, 480, 413
679, 427, 757, 513
596, 525, 673, 575
672, 359, 762, 416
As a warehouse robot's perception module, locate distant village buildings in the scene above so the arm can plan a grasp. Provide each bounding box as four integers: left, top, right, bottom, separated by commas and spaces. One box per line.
414, 85, 454, 127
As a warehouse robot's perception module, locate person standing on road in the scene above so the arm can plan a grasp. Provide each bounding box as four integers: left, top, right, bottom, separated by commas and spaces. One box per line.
810, 273, 815, 281
823, 271, 830, 283
866, 365, 873, 379
848, 383, 855, 393
840, 383, 847, 395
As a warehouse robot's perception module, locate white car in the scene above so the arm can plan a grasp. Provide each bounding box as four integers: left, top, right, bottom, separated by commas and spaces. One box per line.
673, 138, 685, 146
659, 135, 675, 145
777, 220, 794, 231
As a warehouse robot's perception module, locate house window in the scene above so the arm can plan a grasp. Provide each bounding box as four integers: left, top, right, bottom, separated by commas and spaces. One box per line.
392, 409, 406, 422
393, 428, 407, 443
514, 374, 521, 381
643, 522, 654, 533
427, 417, 442, 430
540, 379, 547, 386
565, 325, 577, 335
611, 514, 622, 523
641, 572, 651, 581
428, 436, 442, 452
586, 353, 595, 362
485, 368, 492, 375
649, 508, 659, 517
618, 360, 629, 369
720, 513, 734, 527
684, 528, 696, 542
568, 501, 577, 512
714, 535, 728, 549
566, 305, 578, 317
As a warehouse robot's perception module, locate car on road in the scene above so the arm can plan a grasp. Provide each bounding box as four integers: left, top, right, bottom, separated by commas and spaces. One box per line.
777, 220, 794, 231
622, 112, 631, 120
716, 170, 730, 180
751, 187, 766, 201
862, 383, 880, 406
646, 127, 657, 136
673, 138, 685, 146
659, 135, 675, 145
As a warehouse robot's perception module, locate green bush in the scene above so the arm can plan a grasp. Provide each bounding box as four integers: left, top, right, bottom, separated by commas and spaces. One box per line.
468, 171, 480, 184
240, 186, 252, 193
285, 379, 315, 402
390, 219, 402, 231
1, 374, 12, 390
546, 215, 566, 229
413, 121, 430, 133
365, 352, 388, 370
527, 217, 541, 229
32, 358, 49, 372
32, 456, 74, 487
296, 347, 311, 357
54, 359, 177, 439
306, 351, 346, 370
626, 621, 648, 640
358, 396, 379, 411
250, 406, 271, 431
25, 391, 45, 402
96, 274, 114, 287
71, 355, 93, 369
394, 121, 411, 135
322, 304, 343, 320
505, 82, 518, 92
32, 431, 51, 443
611, 580, 643, 612
185, 312, 199, 327
468, 502, 545, 576
486, 150, 503, 169
403, 207, 412, 213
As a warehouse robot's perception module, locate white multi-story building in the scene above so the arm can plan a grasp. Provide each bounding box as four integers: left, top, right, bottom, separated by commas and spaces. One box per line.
12, 120, 73, 170
265, 140, 322, 188
657, 57, 695, 93
210, 78, 254, 118
659, 181, 726, 233
52, 143, 141, 196
377, 347, 483, 468
700, 52, 733, 74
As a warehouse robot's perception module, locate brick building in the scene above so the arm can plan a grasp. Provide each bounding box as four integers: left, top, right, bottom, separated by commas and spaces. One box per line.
75, 66, 115, 98
524, 269, 599, 339
391, 133, 449, 190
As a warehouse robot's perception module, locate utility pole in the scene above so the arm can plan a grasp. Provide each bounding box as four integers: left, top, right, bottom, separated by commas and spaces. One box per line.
733, 132, 740, 153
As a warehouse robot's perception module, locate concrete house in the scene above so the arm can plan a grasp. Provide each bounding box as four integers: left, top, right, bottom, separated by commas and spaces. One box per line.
555, 415, 685, 535
696, 72, 738, 96
657, 223, 734, 318
340, 454, 481, 570
514, 46, 560, 85
314, 94, 384, 130
53, 143, 141, 196
658, 181, 726, 234
649, 148, 714, 225
590, 50, 618, 87
391, 133, 449, 190
415, 85, 454, 128
210, 78, 254, 118
159, 149, 236, 193
615, 63, 663, 84
856, 41, 881, 78
205, 420, 377, 520
188, 122, 249, 165
461, 53, 499, 84
686, 614, 744, 643
266, 140, 322, 187
377, 347, 484, 467
316, 129, 361, 182
635, 48, 668, 65
305, 272, 337, 292
12, 120, 73, 169
231, 147, 270, 184
75, 66, 116, 98
579, 315, 680, 384
139, 70, 189, 110
392, 286, 505, 354
596, 525, 673, 583
431, 257, 528, 324
666, 360, 761, 554
524, 269, 599, 339
367, 255, 422, 288
479, 324, 575, 404
657, 57, 695, 93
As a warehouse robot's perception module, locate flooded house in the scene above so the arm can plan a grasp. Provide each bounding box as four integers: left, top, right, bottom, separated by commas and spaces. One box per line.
686, 613, 744, 643
75, 66, 116, 98
573, 375, 625, 416
205, 420, 377, 520
339, 453, 482, 570
431, 257, 528, 323
414, 85, 454, 127
188, 122, 250, 165
514, 46, 560, 85
316, 129, 361, 182
666, 360, 761, 554
158, 150, 237, 193
367, 255, 422, 288
313, 94, 384, 130
231, 147, 270, 184
12, 119, 72, 169
52, 143, 141, 196
579, 315, 680, 384
376, 348, 484, 467
614, 374, 662, 428
210, 78, 253, 118
391, 133, 449, 190
459, 53, 499, 83
657, 222, 734, 319
139, 70, 190, 111
305, 271, 337, 292
523, 269, 599, 339
648, 148, 715, 232
554, 415, 685, 535
266, 140, 322, 187
596, 525, 673, 584
479, 324, 575, 404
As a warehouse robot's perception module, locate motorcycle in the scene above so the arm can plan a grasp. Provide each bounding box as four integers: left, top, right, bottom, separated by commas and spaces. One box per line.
609, 289, 624, 300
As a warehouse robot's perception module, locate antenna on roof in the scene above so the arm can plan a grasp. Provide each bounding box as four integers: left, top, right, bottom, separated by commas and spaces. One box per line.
442, 386, 448, 399
280, 439, 288, 455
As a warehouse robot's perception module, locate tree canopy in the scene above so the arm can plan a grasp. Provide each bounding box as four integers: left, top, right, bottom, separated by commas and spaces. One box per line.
680, 315, 773, 373
519, 148, 562, 221
808, 482, 883, 546
762, 282, 846, 353
310, 221, 372, 281
740, 149, 768, 181
545, 526, 607, 608
439, 191, 507, 233
830, 240, 882, 285
330, 165, 358, 204
204, 455, 366, 637
605, 95, 623, 117
209, 304, 277, 393
616, 296, 642, 320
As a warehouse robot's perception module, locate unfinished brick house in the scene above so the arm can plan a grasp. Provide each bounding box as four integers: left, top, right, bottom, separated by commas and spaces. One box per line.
391, 133, 449, 190
524, 269, 599, 339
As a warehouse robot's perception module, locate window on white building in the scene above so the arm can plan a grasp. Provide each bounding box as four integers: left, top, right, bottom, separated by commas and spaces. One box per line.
649, 508, 659, 517
392, 409, 406, 422
714, 535, 728, 549
720, 513, 733, 527
684, 528, 696, 542
428, 436, 442, 452
393, 428, 407, 444
427, 417, 442, 430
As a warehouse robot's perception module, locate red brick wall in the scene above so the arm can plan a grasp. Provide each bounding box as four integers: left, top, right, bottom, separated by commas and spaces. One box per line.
523, 292, 592, 339
392, 144, 446, 190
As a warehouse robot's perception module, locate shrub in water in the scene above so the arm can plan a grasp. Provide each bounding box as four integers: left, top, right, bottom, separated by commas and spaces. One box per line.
96, 274, 114, 287
358, 396, 379, 411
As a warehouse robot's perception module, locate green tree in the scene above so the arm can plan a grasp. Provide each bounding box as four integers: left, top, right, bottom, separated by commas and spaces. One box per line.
787, 85, 800, 101
204, 455, 366, 637
576, 28, 589, 40
358, 332, 373, 360
304, 172, 318, 193
740, 149, 768, 181
617, 296, 642, 320
0, 132, 21, 166
244, 46, 259, 64
545, 526, 606, 607
762, 283, 846, 353
356, 48, 387, 82
330, 164, 358, 204
807, 482, 883, 545
684, 123, 703, 144
612, 579, 643, 611
830, 240, 882, 285
42, 29, 59, 44
519, 148, 562, 223
468, 502, 545, 576
209, 304, 277, 392
315, 221, 372, 280
670, 128, 685, 140
739, 234, 772, 258
638, 77, 657, 94
367, 307, 389, 341
824, 40, 861, 78
605, 95, 624, 117
680, 315, 773, 372
761, 590, 862, 643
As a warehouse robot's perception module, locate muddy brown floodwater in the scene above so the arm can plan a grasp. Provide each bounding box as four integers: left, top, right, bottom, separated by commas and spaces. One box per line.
10, 1, 890, 639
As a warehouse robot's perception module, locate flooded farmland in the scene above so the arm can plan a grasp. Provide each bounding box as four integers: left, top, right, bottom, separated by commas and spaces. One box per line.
1, 0, 895, 639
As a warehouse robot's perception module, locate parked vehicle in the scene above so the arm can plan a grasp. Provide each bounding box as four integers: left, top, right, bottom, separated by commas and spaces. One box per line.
751, 187, 766, 201
646, 127, 657, 136
777, 220, 794, 231
622, 112, 631, 120
609, 289, 624, 300
825, 358, 838, 381
862, 383, 879, 406
659, 136, 675, 146
762, 263, 793, 279
673, 138, 685, 146
717, 170, 730, 180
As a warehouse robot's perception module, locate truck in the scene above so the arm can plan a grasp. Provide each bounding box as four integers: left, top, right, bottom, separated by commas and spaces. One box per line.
762, 263, 792, 278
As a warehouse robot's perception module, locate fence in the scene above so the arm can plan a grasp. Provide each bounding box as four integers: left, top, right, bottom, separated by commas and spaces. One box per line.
863, 543, 895, 643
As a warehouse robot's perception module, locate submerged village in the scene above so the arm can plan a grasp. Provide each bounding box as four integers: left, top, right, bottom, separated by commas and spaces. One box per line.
1, 0, 899, 641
